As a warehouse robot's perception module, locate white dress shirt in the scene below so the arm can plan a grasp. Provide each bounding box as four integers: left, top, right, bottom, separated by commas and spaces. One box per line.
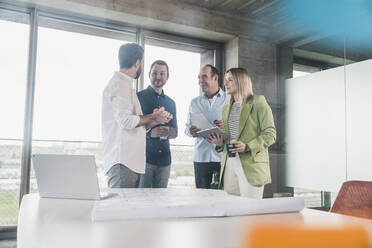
102, 71, 146, 174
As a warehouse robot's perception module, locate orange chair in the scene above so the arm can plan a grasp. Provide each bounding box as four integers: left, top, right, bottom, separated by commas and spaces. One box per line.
331, 180, 372, 219
247, 225, 369, 248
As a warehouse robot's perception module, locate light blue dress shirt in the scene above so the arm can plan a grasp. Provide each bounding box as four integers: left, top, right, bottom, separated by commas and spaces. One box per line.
185, 88, 229, 162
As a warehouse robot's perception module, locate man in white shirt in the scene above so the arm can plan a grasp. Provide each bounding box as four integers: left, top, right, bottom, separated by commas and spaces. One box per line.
102, 43, 173, 188
185, 64, 229, 188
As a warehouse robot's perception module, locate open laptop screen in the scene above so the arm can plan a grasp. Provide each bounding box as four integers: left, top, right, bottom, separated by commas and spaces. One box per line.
32, 154, 100, 200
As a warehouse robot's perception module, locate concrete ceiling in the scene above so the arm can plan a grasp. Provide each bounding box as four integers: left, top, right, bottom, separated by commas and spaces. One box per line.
180, 0, 282, 24
4, 0, 372, 64
180, 0, 372, 64
179, 0, 309, 44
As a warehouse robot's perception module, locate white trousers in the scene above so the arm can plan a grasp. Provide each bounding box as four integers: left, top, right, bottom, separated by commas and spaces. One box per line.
223, 154, 264, 198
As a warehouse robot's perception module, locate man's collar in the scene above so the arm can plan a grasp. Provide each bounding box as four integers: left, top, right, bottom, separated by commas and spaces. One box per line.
204, 88, 222, 99
147, 85, 165, 96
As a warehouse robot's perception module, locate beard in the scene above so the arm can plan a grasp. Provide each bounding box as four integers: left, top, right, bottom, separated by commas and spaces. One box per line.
134, 65, 142, 79
151, 79, 165, 89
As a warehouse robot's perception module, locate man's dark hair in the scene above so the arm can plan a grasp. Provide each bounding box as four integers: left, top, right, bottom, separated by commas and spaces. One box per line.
149, 60, 169, 75
204, 64, 219, 78
118, 43, 144, 69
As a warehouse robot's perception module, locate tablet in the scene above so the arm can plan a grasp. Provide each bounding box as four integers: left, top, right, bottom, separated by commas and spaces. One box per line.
197, 126, 228, 140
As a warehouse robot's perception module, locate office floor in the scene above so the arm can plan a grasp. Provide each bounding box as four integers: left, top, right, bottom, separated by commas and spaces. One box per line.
0, 240, 16, 248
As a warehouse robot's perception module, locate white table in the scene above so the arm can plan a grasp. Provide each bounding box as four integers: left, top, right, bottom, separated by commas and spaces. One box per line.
18, 193, 372, 248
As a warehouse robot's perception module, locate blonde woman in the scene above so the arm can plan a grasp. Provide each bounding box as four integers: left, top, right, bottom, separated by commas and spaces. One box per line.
207, 68, 276, 198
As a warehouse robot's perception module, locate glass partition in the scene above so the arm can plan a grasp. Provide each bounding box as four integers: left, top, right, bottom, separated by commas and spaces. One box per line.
283, 3, 372, 206
286, 65, 347, 193
344, 32, 372, 181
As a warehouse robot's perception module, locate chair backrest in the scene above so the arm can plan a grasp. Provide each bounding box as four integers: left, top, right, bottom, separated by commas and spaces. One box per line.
330, 180, 372, 219
247, 225, 369, 248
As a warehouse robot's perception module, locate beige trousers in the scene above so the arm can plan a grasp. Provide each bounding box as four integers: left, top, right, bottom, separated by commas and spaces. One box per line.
223, 154, 264, 198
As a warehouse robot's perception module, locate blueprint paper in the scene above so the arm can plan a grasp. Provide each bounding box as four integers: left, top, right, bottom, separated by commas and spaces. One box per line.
91, 189, 304, 222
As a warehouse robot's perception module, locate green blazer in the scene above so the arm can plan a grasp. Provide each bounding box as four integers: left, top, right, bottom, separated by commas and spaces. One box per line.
216, 95, 276, 187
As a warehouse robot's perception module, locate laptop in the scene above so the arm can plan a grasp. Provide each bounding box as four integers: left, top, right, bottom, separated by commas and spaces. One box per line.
32, 154, 101, 200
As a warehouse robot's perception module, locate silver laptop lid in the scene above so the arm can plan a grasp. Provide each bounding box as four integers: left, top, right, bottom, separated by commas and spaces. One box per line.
32, 154, 100, 200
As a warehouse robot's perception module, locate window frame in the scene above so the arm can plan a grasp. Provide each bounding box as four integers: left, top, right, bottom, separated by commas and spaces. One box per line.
0, 1, 224, 236
141, 29, 223, 91
0, 2, 138, 235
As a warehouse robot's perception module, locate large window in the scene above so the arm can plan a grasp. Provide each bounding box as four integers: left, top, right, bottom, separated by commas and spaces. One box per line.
0, 5, 221, 232
31, 17, 135, 191
144, 44, 202, 187
0, 9, 29, 226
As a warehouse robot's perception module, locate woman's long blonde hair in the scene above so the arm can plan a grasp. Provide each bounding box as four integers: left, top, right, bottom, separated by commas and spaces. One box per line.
226, 67, 254, 103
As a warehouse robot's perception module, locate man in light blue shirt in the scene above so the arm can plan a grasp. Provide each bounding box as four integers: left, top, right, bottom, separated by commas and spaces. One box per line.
185, 64, 229, 188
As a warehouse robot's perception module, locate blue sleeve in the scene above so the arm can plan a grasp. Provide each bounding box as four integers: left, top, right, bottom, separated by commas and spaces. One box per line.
136, 91, 146, 113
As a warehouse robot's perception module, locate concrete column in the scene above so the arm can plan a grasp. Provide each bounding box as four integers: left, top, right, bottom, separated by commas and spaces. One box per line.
224, 37, 239, 70
238, 37, 277, 104
277, 45, 294, 195
277, 45, 293, 151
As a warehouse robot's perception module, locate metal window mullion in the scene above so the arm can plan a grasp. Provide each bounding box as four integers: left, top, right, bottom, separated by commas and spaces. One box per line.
19, 7, 38, 205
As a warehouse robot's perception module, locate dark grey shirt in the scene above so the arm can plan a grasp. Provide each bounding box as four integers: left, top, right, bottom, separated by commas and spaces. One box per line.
137, 86, 178, 166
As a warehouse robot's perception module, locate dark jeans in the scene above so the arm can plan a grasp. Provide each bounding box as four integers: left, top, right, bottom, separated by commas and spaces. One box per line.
193, 162, 221, 189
